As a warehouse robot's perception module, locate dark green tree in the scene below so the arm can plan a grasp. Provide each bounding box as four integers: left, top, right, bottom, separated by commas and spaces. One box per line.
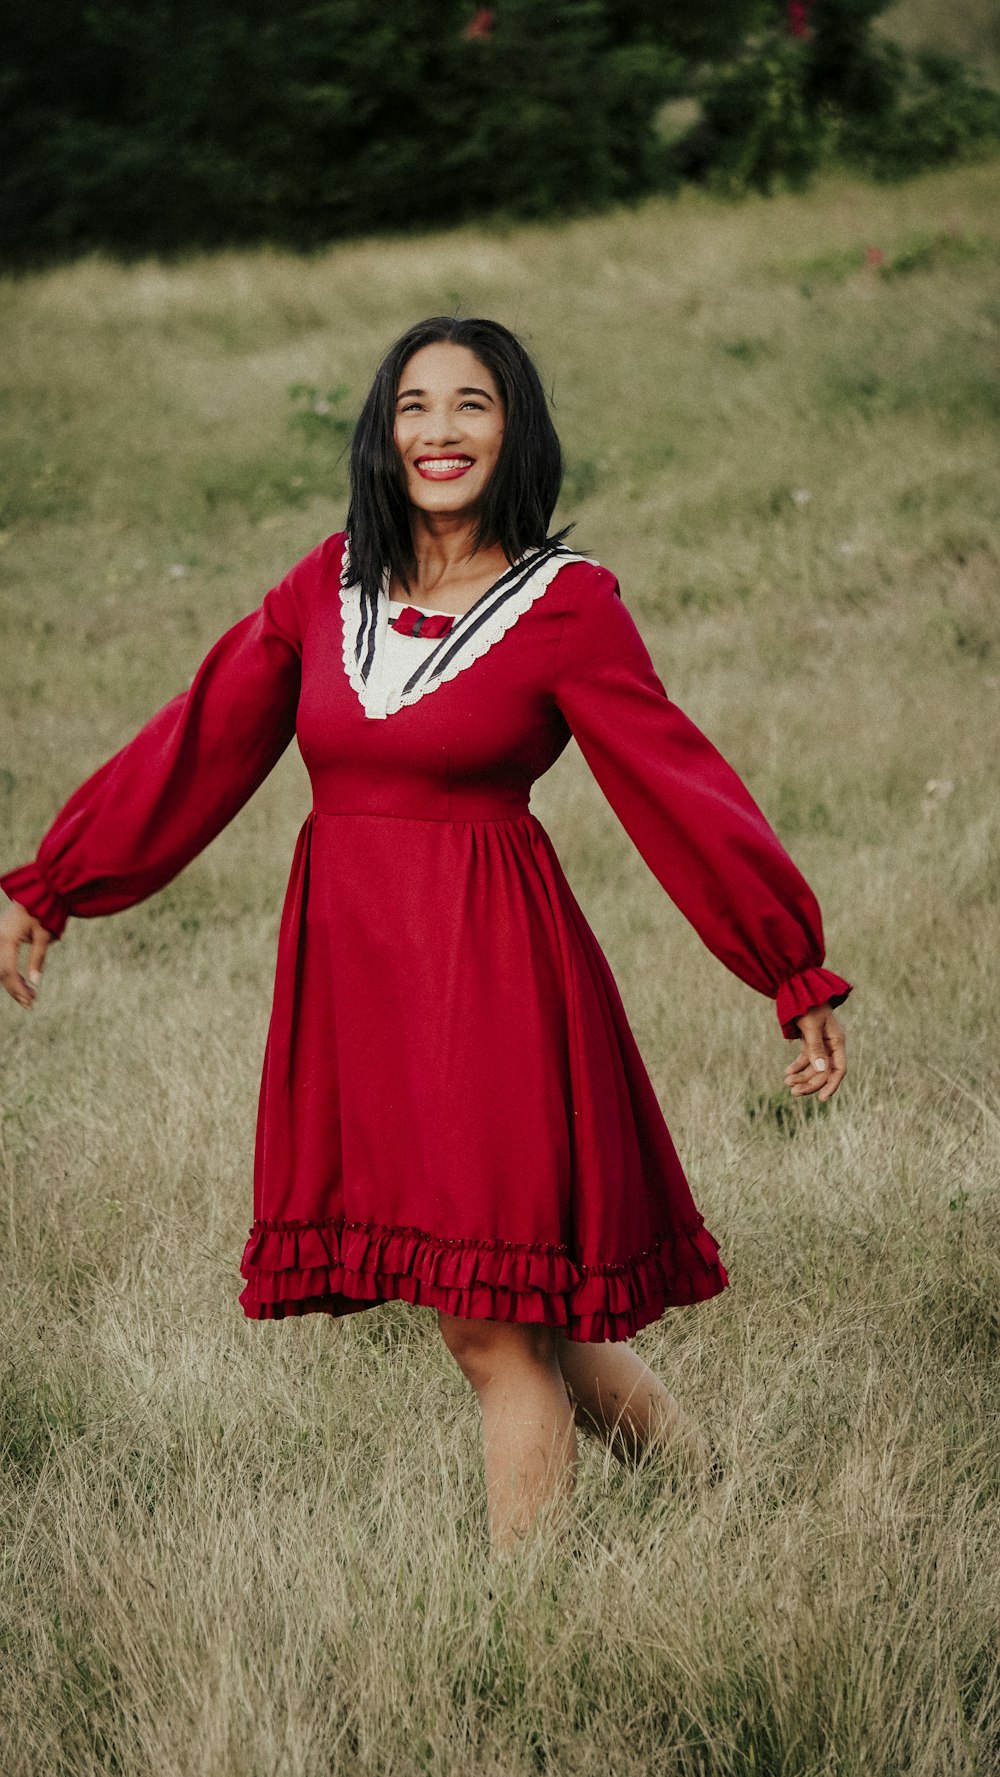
1, 0, 996, 260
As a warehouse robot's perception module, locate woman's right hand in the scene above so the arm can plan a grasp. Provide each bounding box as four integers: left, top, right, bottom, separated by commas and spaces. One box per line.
0, 900, 54, 1009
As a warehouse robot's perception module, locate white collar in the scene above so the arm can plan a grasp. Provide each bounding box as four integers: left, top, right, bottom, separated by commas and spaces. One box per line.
340, 539, 592, 721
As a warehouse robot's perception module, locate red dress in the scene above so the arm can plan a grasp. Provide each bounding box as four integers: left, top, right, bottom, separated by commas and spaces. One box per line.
1, 534, 851, 1340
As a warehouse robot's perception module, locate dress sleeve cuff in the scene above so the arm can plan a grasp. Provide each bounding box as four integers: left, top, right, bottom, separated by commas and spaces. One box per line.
776, 966, 852, 1040
0, 863, 70, 938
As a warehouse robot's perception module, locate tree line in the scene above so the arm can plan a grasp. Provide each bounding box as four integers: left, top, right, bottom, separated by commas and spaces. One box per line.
3, 0, 998, 261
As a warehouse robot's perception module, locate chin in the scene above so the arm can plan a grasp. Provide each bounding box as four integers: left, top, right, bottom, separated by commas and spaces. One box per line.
411, 486, 483, 515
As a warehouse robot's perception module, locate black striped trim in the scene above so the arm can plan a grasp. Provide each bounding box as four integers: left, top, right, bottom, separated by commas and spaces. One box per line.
355, 583, 379, 681
399, 541, 569, 698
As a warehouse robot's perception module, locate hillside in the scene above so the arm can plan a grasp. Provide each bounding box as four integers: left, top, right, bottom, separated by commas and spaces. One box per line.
1, 160, 999, 1776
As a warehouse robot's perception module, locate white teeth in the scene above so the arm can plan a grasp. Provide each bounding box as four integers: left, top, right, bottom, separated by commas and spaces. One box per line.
418, 458, 472, 471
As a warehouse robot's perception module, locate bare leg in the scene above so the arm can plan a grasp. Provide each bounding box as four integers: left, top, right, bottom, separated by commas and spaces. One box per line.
437, 1314, 578, 1552
554, 1333, 710, 1470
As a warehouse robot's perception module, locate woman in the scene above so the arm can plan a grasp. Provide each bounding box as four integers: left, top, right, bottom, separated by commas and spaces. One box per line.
0, 316, 850, 1552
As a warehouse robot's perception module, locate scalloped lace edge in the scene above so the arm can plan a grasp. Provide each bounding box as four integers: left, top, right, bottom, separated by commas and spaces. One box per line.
339, 541, 594, 719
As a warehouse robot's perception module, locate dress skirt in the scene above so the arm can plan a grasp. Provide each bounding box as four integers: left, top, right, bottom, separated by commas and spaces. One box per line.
239, 806, 728, 1338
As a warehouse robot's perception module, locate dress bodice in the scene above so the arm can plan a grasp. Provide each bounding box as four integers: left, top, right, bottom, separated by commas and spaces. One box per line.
1, 527, 851, 1042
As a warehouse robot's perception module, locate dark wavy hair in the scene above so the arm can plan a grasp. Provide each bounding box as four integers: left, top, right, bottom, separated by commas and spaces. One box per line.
345, 316, 566, 602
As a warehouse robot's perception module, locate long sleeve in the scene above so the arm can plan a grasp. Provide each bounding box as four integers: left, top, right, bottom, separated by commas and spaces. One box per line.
553, 568, 852, 1039
1, 541, 326, 939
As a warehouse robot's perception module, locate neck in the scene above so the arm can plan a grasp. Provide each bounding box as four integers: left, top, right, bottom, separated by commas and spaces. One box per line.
406, 509, 507, 595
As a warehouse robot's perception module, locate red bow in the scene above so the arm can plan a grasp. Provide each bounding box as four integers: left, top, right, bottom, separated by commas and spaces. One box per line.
390, 605, 456, 639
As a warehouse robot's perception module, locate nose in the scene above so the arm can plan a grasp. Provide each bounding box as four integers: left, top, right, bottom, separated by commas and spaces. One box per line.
419, 404, 463, 448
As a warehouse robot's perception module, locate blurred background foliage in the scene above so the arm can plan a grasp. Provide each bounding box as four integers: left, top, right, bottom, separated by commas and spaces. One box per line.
2, 0, 999, 261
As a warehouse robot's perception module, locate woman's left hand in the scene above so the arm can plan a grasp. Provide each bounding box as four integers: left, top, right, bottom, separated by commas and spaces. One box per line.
783, 1001, 847, 1102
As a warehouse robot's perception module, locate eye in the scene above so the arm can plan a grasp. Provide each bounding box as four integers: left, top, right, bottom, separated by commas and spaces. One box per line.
399, 401, 423, 413
459, 400, 486, 411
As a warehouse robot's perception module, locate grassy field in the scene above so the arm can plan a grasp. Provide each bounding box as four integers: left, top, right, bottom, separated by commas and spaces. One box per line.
2, 157, 999, 1775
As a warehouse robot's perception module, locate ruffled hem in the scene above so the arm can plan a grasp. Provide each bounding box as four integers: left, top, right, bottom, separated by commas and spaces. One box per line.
0, 863, 69, 938
775, 966, 852, 1040
238, 1215, 729, 1342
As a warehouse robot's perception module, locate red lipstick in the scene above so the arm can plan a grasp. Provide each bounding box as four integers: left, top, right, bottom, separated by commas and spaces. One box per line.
414, 456, 475, 481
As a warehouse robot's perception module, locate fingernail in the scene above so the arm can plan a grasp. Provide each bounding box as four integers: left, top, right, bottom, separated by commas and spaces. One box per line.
813, 1058, 826, 1072
28, 970, 42, 987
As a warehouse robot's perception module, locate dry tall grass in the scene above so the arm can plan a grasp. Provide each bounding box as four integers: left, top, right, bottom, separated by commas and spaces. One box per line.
2, 160, 999, 1775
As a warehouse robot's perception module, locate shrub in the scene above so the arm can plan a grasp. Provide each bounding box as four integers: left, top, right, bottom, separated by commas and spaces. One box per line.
680, 0, 1000, 197
841, 51, 1000, 177
681, 30, 837, 194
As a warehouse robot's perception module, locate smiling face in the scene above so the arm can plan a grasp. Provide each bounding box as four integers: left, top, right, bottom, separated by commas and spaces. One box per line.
393, 342, 506, 521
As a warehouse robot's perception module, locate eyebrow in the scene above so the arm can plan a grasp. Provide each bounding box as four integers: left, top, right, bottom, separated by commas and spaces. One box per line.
396, 386, 496, 402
